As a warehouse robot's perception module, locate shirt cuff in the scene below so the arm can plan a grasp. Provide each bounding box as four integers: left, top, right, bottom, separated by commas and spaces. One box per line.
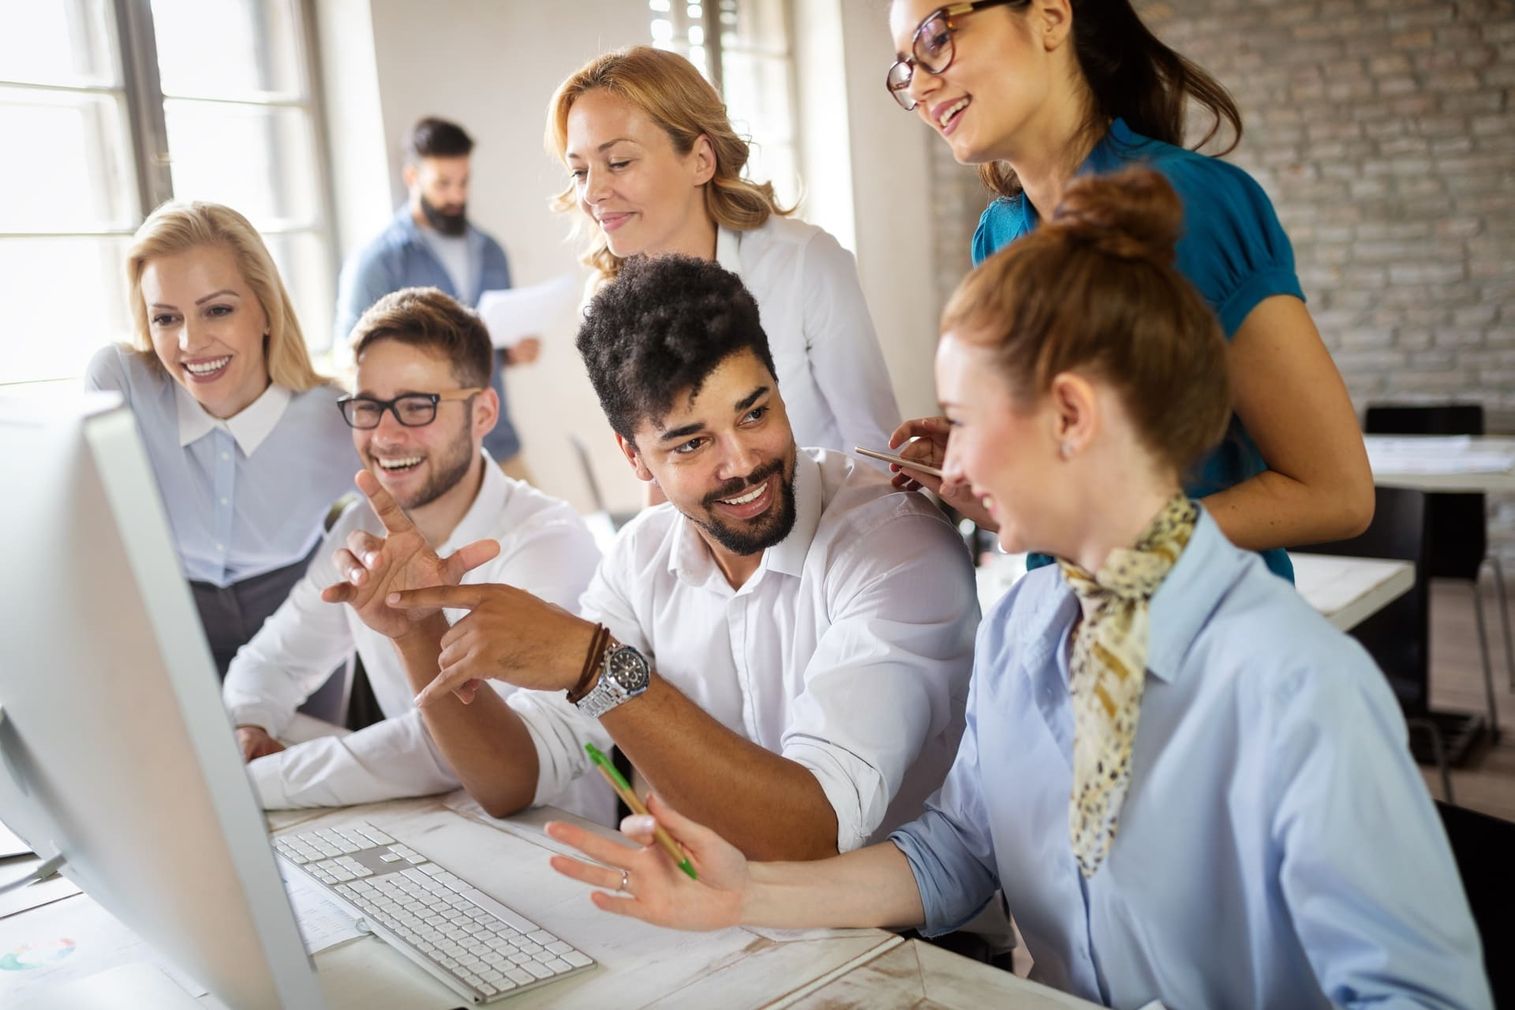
247, 751, 293, 810
228, 701, 295, 740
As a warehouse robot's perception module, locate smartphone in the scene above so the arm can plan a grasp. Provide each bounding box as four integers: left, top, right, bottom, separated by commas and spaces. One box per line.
852, 445, 945, 478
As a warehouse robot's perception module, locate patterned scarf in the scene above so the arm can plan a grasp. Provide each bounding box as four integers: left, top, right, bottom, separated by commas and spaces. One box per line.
1058, 494, 1199, 878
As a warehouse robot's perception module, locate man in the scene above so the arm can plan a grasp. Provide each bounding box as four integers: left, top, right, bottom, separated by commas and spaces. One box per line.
326, 256, 978, 860
223, 287, 605, 819
334, 116, 537, 479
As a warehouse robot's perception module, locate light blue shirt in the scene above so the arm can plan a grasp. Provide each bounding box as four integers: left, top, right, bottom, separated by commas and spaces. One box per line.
891, 509, 1489, 1009
85, 345, 355, 588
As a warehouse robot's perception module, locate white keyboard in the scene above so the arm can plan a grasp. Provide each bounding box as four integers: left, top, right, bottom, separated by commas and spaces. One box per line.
274, 821, 594, 1004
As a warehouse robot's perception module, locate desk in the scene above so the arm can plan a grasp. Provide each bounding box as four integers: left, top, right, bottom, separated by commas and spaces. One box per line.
1, 794, 901, 1009
977, 551, 1412, 632
1366, 434, 1515, 493
776, 939, 1100, 1010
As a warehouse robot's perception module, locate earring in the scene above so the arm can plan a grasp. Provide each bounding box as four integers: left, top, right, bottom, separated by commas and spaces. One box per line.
1058, 441, 1073, 460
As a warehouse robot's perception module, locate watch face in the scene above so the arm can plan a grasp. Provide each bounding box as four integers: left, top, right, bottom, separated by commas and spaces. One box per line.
607, 645, 649, 692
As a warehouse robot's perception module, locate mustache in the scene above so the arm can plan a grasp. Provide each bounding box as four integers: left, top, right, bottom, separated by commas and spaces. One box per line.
702, 458, 784, 508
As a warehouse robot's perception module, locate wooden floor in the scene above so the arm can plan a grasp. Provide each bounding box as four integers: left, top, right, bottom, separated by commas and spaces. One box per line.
1422, 579, 1515, 820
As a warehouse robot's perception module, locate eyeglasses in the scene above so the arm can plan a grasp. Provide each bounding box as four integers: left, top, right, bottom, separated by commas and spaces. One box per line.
336, 388, 483, 429
886, 0, 1022, 111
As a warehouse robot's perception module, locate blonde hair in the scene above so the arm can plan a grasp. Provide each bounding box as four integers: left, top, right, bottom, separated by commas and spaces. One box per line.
546, 46, 790, 282
125, 201, 325, 391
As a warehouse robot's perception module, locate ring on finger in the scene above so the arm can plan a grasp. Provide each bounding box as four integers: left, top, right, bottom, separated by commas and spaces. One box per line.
618, 868, 630, 893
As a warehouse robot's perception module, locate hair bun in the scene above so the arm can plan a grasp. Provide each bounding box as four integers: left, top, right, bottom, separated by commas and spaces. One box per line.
1047, 167, 1183, 265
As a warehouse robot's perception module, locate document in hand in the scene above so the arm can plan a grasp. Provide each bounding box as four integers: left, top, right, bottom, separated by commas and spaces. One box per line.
476, 273, 582, 349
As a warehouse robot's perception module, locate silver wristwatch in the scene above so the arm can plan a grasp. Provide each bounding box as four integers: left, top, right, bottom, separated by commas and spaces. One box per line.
574, 639, 650, 719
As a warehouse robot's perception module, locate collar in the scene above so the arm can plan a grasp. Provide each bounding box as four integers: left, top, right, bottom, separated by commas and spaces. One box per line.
666, 449, 824, 588
1012, 118, 1145, 231
715, 226, 742, 276
175, 380, 291, 455
436, 452, 508, 556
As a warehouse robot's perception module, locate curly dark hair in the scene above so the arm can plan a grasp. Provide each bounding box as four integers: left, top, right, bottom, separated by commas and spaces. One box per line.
576, 254, 778, 444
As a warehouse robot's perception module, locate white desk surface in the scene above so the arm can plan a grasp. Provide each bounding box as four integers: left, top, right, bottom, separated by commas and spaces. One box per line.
978, 551, 1412, 633
777, 939, 1100, 1010
1366, 434, 1515, 493
0, 795, 902, 1010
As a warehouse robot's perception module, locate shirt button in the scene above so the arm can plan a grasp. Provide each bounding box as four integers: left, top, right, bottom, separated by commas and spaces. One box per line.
215, 543, 224, 551
220, 497, 230, 506
220, 451, 231, 461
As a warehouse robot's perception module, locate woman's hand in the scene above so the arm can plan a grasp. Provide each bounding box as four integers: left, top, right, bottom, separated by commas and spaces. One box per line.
887, 417, 997, 530
546, 793, 750, 932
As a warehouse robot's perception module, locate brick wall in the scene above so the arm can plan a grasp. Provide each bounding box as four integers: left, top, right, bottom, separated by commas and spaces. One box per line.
929, 0, 1515, 567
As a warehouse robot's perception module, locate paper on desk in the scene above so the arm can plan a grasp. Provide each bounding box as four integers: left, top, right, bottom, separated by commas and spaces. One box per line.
476, 274, 580, 349
0, 817, 29, 859
1365, 435, 1515, 473
0, 859, 81, 919
278, 862, 363, 955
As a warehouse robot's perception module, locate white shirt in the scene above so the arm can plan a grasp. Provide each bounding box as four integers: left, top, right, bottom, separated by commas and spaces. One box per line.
513, 449, 979, 852
717, 219, 900, 459
223, 457, 613, 822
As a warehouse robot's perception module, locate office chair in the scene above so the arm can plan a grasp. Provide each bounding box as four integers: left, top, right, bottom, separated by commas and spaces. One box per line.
1366, 404, 1509, 716
1312, 486, 1456, 800
1436, 801, 1511, 1007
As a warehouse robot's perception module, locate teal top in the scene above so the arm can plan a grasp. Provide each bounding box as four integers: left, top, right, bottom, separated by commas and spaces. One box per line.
973, 119, 1304, 581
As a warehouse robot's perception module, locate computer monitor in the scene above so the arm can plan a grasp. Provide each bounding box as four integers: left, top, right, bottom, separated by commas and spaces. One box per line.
0, 391, 324, 1009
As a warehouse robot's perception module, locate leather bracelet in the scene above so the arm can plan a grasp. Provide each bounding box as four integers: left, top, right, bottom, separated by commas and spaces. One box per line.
567, 624, 611, 704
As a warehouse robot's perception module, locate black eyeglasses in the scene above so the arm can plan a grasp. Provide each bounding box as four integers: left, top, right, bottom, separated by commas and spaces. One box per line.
886, 0, 1022, 111
336, 388, 483, 429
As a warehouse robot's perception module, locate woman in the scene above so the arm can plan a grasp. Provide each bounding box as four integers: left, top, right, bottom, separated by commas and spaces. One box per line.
544, 171, 1489, 1010
86, 201, 354, 676
883, 0, 1372, 580
547, 46, 900, 459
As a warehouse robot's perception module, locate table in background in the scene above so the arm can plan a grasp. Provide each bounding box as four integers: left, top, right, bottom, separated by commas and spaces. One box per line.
1366, 434, 1515, 493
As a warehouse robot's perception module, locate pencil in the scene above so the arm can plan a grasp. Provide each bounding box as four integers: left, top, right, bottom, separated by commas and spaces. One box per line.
584, 743, 698, 881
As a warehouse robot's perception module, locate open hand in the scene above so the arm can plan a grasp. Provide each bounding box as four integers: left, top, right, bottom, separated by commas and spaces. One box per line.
888, 417, 996, 530
320, 470, 500, 640
546, 793, 749, 932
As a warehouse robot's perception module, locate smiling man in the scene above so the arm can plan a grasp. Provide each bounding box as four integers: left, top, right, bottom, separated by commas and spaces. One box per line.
221, 287, 606, 819
326, 256, 978, 861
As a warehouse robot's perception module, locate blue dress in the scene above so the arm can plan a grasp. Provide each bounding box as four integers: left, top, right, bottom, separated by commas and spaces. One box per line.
973, 119, 1305, 581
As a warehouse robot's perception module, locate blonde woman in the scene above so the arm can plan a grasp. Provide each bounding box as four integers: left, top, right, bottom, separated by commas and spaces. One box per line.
548, 46, 900, 458
86, 201, 353, 676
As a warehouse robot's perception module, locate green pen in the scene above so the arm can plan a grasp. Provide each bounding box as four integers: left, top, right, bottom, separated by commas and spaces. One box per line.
585, 742, 698, 881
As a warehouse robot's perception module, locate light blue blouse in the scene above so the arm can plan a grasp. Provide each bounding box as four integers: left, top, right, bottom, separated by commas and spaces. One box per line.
891, 509, 1489, 1009
85, 345, 356, 588
974, 119, 1303, 582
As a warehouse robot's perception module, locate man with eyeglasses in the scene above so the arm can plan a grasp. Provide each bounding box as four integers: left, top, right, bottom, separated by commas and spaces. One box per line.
221, 286, 609, 820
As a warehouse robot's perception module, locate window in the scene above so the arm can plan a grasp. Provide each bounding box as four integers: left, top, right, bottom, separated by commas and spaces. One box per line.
0, 0, 333, 383
650, 0, 801, 210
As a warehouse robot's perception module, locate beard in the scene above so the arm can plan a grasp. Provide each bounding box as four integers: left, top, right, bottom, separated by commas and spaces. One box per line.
690, 455, 798, 556
375, 423, 475, 511
420, 194, 468, 236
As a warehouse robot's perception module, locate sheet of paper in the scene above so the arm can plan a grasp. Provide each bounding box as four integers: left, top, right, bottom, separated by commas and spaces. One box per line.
278, 862, 364, 955
476, 274, 581, 349
1364, 434, 1515, 474
0, 859, 81, 919
0, 817, 30, 859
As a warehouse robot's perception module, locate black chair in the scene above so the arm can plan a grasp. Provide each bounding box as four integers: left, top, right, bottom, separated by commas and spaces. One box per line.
1312, 486, 1459, 799
1436, 801, 1512, 1006
1366, 404, 1507, 728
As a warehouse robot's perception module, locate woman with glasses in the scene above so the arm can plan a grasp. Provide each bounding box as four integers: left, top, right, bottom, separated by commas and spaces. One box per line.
547, 46, 900, 461
543, 170, 1490, 1010
85, 201, 353, 677
882, 0, 1373, 582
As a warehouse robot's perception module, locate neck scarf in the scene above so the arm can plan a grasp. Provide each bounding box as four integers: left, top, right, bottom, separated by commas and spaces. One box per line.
1058, 494, 1198, 878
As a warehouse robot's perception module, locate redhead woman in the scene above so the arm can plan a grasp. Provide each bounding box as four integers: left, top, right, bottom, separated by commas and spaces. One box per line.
86, 202, 353, 676
544, 170, 1488, 1010
883, 0, 1373, 580
548, 46, 900, 458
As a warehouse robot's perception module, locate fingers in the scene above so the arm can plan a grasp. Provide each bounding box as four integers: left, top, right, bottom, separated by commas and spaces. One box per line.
644, 793, 714, 850
545, 820, 638, 868
443, 538, 501, 583
388, 584, 485, 611
888, 416, 950, 448
547, 853, 625, 892
619, 815, 656, 845
355, 469, 421, 537
414, 666, 476, 708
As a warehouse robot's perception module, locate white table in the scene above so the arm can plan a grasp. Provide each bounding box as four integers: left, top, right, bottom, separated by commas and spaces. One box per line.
977, 551, 1412, 632
1366, 434, 1515, 493
0, 795, 902, 1010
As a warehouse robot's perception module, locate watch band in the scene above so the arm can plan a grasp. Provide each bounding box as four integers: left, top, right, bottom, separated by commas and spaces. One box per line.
574, 638, 649, 720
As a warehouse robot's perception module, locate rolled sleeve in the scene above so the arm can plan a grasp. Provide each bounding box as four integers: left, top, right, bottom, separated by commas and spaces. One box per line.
889, 676, 999, 935
782, 513, 977, 852
249, 709, 460, 809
